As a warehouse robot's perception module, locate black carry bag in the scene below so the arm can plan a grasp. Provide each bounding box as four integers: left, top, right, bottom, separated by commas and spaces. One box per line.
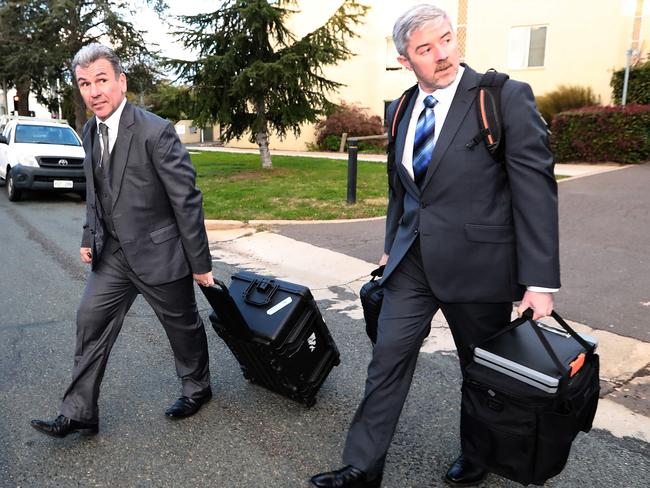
460, 310, 600, 486
359, 265, 385, 344
200, 272, 340, 407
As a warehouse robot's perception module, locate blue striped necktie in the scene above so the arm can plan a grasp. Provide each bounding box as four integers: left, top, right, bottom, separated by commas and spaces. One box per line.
412, 95, 438, 186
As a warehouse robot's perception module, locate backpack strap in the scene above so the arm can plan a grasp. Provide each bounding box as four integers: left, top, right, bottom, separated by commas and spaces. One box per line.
386, 83, 418, 179
389, 83, 419, 140
384, 84, 417, 208
466, 69, 509, 161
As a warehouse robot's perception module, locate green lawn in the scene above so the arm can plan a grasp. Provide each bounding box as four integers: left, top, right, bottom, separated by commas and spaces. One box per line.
191, 151, 569, 221
191, 151, 388, 220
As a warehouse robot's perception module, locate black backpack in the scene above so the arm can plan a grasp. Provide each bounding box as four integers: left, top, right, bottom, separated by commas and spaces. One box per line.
466, 68, 509, 161
387, 68, 509, 165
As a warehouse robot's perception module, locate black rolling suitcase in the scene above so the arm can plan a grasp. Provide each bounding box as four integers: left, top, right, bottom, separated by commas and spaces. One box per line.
200, 272, 340, 407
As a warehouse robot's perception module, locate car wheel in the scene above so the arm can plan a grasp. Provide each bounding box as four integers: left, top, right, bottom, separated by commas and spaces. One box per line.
6, 168, 22, 202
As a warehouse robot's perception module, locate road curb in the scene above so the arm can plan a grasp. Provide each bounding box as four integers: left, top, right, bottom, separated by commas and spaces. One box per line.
204, 216, 386, 230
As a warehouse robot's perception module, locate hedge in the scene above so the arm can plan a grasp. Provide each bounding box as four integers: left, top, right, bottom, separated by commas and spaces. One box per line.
551, 104, 650, 163
611, 60, 650, 105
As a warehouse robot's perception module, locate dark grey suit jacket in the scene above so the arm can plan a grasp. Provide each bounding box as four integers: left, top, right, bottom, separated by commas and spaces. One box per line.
81, 102, 211, 286
382, 65, 560, 303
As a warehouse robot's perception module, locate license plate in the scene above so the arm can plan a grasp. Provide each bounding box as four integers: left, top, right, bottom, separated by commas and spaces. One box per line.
53, 180, 73, 189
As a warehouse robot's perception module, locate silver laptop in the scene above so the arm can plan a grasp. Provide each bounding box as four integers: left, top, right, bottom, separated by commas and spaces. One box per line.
473, 320, 598, 393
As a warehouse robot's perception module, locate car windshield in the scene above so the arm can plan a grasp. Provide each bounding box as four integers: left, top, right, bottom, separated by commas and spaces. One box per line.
14, 124, 81, 146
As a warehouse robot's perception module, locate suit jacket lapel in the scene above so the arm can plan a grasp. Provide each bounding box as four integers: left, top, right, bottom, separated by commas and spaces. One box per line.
110, 102, 134, 210
395, 90, 421, 197
421, 66, 480, 190
83, 118, 98, 187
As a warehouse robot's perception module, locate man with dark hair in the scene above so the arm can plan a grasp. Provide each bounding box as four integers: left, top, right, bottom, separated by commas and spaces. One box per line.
31, 43, 215, 438
311, 4, 559, 487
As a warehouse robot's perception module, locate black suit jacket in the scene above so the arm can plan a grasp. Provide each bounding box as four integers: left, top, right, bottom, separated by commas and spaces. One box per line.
81, 102, 211, 286
382, 65, 560, 302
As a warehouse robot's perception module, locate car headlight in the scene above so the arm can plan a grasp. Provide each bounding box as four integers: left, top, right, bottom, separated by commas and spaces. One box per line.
16, 154, 39, 167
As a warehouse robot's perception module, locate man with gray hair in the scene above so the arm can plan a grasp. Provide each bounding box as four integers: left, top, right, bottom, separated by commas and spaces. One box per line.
311, 3, 558, 487
31, 43, 215, 438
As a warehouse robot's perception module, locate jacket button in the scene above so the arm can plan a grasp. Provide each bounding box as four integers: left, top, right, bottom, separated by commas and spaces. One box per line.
421, 202, 427, 208
414, 229, 419, 235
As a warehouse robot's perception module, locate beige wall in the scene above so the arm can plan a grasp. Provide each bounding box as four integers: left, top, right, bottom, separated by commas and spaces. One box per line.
224, 0, 649, 151
285, 0, 458, 126
226, 123, 317, 151
465, 0, 647, 104
174, 120, 220, 145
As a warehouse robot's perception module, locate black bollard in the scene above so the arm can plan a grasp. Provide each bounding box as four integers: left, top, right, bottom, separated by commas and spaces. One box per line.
347, 139, 358, 204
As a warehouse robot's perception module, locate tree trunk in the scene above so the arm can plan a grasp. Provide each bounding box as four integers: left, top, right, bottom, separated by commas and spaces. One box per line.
256, 128, 273, 169
1, 79, 8, 115
16, 77, 30, 116
254, 98, 273, 169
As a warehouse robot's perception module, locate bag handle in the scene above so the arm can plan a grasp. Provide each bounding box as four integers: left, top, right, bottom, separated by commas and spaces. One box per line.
476, 309, 596, 395
242, 278, 279, 306
478, 307, 532, 345
370, 265, 385, 280
549, 310, 595, 353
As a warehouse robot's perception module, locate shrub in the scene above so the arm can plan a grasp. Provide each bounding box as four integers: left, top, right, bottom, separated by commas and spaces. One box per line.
321, 134, 342, 152
611, 59, 650, 105
315, 101, 386, 151
551, 104, 650, 163
535, 85, 600, 124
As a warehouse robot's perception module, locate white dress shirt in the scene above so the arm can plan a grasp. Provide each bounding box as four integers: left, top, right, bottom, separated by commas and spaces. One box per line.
401, 65, 465, 179
97, 97, 127, 155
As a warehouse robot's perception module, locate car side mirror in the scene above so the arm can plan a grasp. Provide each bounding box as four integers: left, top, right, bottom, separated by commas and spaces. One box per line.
0, 135, 7, 144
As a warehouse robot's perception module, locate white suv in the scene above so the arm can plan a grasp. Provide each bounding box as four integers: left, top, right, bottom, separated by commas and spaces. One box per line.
0, 116, 86, 201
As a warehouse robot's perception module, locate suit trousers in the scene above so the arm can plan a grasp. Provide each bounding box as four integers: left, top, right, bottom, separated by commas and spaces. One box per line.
342, 239, 512, 476
59, 239, 211, 423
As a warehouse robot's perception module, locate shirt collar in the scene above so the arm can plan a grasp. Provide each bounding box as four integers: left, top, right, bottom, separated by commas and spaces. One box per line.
415, 65, 465, 108
97, 97, 127, 134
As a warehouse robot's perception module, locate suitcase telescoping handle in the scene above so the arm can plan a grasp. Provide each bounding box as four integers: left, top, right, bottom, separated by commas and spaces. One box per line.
243, 278, 279, 306
201, 280, 254, 340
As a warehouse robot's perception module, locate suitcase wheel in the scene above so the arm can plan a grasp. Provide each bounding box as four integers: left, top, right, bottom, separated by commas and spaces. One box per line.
240, 366, 254, 382
302, 396, 316, 408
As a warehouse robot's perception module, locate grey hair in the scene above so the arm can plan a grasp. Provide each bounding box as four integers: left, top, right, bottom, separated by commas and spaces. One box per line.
72, 43, 124, 78
392, 4, 451, 57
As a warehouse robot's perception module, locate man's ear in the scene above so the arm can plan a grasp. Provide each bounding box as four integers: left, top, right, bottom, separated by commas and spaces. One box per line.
397, 55, 413, 72
120, 72, 128, 94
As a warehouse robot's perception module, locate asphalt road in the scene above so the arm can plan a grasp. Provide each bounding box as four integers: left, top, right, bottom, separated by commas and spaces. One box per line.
275, 164, 650, 342
0, 187, 648, 487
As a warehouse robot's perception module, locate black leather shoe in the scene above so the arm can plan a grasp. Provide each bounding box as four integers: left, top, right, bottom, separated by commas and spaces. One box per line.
444, 454, 487, 486
30, 415, 98, 438
165, 390, 212, 418
310, 465, 382, 487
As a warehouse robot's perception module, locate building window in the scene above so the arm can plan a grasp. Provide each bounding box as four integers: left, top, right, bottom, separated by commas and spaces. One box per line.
386, 37, 402, 71
508, 25, 547, 69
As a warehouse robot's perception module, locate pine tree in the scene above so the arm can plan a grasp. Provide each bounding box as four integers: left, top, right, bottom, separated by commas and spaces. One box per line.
171, 0, 368, 169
